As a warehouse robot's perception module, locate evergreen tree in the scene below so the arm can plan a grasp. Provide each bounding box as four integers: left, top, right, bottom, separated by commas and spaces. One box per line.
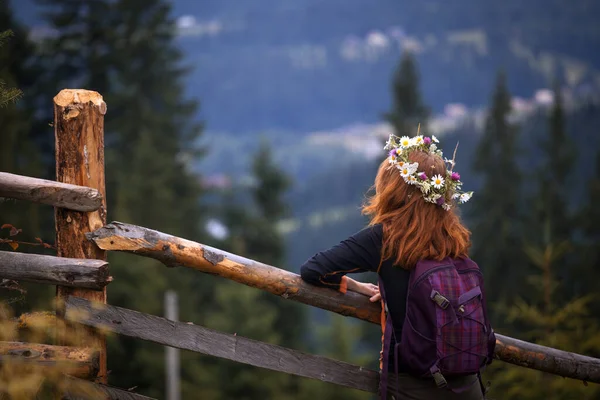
205, 142, 306, 399
532, 82, 575, 245
470, 71, 525, 305
36, 0, 213, 397
247, 141, 306, 348
487, 240, 600, 400
529, 82, 576, 302
383, 51, 430, 137
0, 3, 54, 310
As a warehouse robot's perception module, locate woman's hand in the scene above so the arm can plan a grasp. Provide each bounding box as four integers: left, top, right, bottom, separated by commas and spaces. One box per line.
346, 278, 381, 302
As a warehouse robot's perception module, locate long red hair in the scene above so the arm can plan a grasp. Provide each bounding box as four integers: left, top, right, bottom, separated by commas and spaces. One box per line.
362, 149, 471, 269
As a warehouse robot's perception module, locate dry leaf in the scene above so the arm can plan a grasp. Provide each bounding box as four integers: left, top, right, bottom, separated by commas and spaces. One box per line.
8, 242, 18, 250
9, 226, 22, 236
1, 223, 13, 230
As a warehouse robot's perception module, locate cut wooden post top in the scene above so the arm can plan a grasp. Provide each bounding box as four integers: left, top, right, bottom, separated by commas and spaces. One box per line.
54, 87, 108, 383
54, 89, 107, 115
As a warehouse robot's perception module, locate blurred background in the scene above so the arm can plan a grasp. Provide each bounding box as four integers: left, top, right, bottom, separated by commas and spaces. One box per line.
1, 0, 600, 399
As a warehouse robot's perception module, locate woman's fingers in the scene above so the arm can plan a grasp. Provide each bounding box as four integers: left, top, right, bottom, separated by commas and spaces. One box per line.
365, 283, 379, 296
367, 283, 379, 296
370, 293, 381, 302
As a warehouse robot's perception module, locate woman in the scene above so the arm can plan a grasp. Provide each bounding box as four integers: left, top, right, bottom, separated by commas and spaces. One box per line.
300, 133, 494, 400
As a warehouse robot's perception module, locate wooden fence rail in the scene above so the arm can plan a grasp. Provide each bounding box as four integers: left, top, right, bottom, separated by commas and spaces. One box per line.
0, 172, 102, 212
87, 221, 600, 384
0, 250, 111, 289
63, 296, 380, 393
87, 221, 380, 322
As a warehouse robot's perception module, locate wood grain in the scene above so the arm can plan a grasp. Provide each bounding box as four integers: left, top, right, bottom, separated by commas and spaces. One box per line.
54, 89, 108, 382
0, 341, 99, 379
0, 172, 102, 212
64, 296, 380, 393
0, 250, 110, 289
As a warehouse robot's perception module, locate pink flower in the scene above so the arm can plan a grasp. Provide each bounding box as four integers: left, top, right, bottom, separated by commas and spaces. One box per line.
419, 172, 428, 180
423, 137, 432, 145
451, 172, 461, 181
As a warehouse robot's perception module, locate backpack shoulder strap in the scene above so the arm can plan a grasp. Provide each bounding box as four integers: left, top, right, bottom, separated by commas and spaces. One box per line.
378, 274, 400, 400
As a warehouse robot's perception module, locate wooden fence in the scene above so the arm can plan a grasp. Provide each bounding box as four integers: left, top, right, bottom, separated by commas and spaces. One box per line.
1, 89, 599, 399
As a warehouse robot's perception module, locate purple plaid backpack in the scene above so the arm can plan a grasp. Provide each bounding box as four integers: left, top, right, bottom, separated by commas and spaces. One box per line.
379, 257, 495, 399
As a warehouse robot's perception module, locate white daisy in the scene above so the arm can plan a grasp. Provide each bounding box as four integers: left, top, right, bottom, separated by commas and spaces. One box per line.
431, 174, 445, 189
414, 135, 424, 146
399, 166, 412, 178
459, 192, 473, 203
442, 203, 452, 211
452, 193, 460, 200
407, 175, 418, 185
399, 136, 411, 148
430, 144, 437, 152
432, 135, 439, 143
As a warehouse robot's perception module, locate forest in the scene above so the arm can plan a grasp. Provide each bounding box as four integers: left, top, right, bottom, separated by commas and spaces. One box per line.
1, 0, 600, 399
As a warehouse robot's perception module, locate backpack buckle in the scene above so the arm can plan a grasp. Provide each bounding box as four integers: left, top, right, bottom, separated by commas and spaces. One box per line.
430, 365, 448, 388
430, 290, 450, 309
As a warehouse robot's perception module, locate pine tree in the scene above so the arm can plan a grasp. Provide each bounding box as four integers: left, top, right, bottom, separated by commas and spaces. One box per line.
247, 141, 307, 348
470, 71, 525, 304
533, 82, 575, 245
487, 240, 600, 400
36, 0, 212, 397
0, 3, 55, 310
204, 142, 306, 399
383, 51, 430, 137
528, 82, 577, 303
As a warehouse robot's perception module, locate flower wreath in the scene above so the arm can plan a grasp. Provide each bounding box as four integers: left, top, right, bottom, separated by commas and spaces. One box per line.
383, 132, 473, 210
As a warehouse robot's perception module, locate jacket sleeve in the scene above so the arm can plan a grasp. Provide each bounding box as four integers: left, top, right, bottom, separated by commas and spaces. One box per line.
299, 225, 382, 293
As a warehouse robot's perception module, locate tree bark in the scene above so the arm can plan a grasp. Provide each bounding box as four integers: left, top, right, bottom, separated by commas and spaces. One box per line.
63, 296, 380, 393
54, 89, 108, 382
0, 251, 110, 289
0, 341, 99, 379
87, 221, 600, 382
0, 172, 102, 212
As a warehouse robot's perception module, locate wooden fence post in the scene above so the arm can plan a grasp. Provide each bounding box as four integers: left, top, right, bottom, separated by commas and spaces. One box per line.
54, 89, 108, 383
